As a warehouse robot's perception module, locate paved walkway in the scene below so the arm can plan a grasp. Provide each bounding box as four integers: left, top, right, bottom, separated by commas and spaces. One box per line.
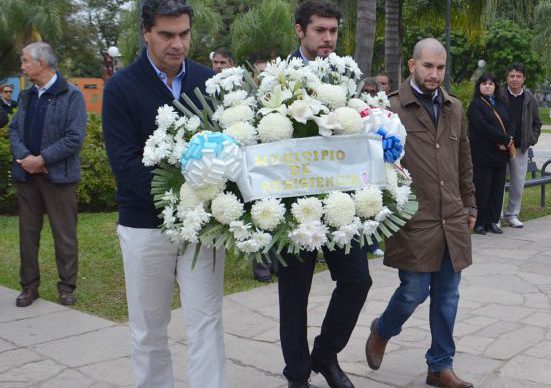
1, 216, 551, 388
532, 130, 551, 169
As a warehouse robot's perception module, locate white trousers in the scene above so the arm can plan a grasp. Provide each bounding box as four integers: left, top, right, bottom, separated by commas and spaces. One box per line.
504, 149, 529, 218
118, 226, 227, 388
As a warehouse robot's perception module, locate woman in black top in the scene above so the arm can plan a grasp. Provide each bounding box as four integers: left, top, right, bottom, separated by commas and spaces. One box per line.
467, 74, 514, 235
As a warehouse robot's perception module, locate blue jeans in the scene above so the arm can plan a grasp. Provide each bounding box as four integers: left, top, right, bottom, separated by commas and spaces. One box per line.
376, 248, 461, 372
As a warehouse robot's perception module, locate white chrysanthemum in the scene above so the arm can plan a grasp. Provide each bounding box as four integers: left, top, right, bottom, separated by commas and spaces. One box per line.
185, 205, 211, 226
236, 239, 261, 253
315, 84, 346, 109
348, 98, 368, 113
180, 224, 200, 243
323, 191, 355, 228
257, 113, 294, 143
288, 220, 328, 251
223, 122, 258, 145
251, 198, 286, 231
332, 217, 362, 247
362, 220, 380, 236
335, 107, 362, 134
223, 90, 250, 107
385, 164, 399, 192
194, 182, 226, 202
161, 189, 178, 206
169, 138, 187, 165
229, 220, 252, 241
156, 105, 178, 129
185, 116, 201, 132
251, 231, 272, 248
162, 206, 176, 228
177, 183, 203, 212
355, 186, 383, 218
210, 192, 244, 225
219, 105, 254, 128
291, 197, 324, 223
394, 185, 411, 210
375, 207, 392, 222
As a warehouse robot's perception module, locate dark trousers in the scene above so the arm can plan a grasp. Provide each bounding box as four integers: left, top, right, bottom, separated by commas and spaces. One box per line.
473, 164, 507, 227
16, 176, 78, 293
278, 243, 372, 382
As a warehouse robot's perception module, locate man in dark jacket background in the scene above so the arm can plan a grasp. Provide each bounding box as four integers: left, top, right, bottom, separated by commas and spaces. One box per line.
9, 42, 87, 308
102, 1, 227, 387
502, 63, 542, 228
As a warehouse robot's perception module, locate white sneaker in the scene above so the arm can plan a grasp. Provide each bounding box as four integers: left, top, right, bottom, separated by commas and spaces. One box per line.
372, 248, 384, 257
505, 217, 524, 228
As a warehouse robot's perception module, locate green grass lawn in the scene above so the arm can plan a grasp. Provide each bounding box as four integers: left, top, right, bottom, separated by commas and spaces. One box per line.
0, 212, 275, 322
1, 182, 549, 322
540, 107, 551, 126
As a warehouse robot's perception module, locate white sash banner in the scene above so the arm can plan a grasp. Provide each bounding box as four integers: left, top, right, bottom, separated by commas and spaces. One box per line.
236, 133, 386, 202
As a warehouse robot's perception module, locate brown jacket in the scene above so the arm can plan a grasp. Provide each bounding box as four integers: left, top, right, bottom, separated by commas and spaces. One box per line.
384, 78, 476, 272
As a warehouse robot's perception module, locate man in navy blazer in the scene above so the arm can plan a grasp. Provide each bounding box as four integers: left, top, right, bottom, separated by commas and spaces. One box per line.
102, 1, 227, 387
278, 2, 372, 388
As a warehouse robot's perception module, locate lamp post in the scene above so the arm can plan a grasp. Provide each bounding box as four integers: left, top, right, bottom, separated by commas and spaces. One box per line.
107, 46, 122, 73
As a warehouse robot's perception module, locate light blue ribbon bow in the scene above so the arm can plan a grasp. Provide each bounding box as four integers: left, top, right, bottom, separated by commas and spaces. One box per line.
180, 132, 239, 171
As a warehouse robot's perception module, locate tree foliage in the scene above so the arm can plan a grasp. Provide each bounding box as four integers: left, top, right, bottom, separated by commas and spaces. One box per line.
230, 0, 296, 63
483, 19, 543, 87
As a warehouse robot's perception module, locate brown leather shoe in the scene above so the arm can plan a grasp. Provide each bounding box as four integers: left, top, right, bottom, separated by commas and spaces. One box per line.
59, 291, 76, 306
365, 318, 388, 370
16, 288, 39, 307
426, 368, 474, 388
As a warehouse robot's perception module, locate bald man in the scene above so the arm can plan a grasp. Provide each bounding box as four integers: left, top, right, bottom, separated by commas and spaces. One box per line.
365, 38, 475, 388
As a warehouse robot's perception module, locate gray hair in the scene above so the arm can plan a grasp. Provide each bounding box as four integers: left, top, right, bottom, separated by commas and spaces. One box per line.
357, 77, 381, 95
23, 42, 58, 69
412, 38, 446, 60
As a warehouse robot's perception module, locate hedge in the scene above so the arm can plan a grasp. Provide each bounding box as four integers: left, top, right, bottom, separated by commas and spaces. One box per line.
0, 113, 117, 214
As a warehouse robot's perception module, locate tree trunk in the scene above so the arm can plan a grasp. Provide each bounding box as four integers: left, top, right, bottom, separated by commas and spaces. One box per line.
354, 0, 377, 77
385, 0, 402, 90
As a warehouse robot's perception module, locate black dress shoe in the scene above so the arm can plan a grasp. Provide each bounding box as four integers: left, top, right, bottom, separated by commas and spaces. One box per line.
311, 359, 354, 388
473, 226, 486, 235
16, 288, 39, 307
59, 291, 76, 306
288, 381, 310, 388
486, 223, 503, 234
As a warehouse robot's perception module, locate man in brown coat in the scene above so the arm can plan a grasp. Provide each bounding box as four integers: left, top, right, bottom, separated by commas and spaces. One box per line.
365, 38, 476, 388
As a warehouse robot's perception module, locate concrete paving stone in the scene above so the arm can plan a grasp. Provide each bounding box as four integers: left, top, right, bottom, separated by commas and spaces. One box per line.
0, 309, 114, 347
222, 298, 278, 338
530, 253, 551, 265
474, 248, 538, 262
226, 283, 278, 311
310, 367, 397, 388
227, 362, 286, 388
31, 325, 131, 367
522, 292, 550, 308
0, 285, 66, 324
0, 348, 44, 373
460, 286, 524, 306
499, 355, 551, 385
465, 275, 538, 294
87, 382, 128, 388
475, 321, 521, 339
168, 343, 190, 385
389, 327, 430, 348
0, 383, 28, 388
520, 261, 551, 276
0, 338, 16, 353
470, 303, 536, 322
482, 376, 550, 388
224, 332, 285, 375
484, 326, 545, 360
37, 368, 96, 388
456, 335, 495, 355
517, 271, 551, 286
525, 340, 551, 359
79, 356, 135, 386
0, 359, 65, 385
449, 353, 503, 384
520, 311, 551, 328
465, 263, 518, 276
167, 308, 188, 344
454, 316, 497, 337
250, 325, 280, 343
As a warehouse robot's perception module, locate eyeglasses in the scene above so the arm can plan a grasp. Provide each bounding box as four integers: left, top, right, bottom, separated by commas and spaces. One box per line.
2, 90, 12, 94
